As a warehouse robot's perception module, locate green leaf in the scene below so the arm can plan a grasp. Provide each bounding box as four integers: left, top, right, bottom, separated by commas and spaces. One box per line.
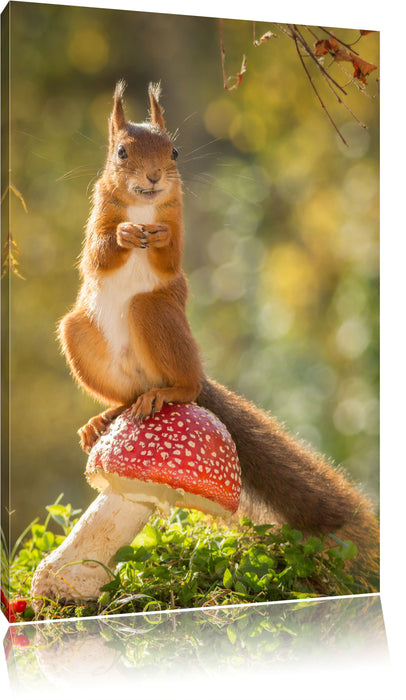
253, 524, 272, 536
336, 540, 358, 560
216, 537, 237, 559
31, 524, 45, 537
152, 565, 171, 580
101, 577, 121, 593
303, 536, 323, 555
226, 625, 237, 644
214, 559, 227, 577
37, 531, 55, 551
132, 524, 158, 548
239, 516, 253, 528
292, 591, 319, 599
341, 540, 358, 560
234, 581, 247, 595
132, 546, 152, 563
113, 545, 136, 562
98, 591, 111, 606
282, 525, 303, 544
223, 568, 233, 588
240, 571, 261, 593
46, 504, 68, 518
284, 547, 315, 577
49, 514, 67, 528
22, 605, 35, 620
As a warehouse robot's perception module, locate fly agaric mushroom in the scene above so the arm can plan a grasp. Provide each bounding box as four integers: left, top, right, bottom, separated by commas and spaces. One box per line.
30, 403, 241, 608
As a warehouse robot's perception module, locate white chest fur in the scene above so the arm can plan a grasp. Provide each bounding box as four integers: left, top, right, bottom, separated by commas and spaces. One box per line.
89, 204, 160, 358
127, 204, 155, 226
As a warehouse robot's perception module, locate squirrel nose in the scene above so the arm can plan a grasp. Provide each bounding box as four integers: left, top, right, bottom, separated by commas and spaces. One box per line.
146, 169, 162, 185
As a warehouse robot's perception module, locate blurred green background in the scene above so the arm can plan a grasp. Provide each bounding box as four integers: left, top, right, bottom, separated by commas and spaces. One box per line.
4, 2, 379, 542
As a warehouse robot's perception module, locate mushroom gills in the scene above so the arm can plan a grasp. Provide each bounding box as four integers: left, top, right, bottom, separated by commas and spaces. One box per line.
89, 471, 236, 518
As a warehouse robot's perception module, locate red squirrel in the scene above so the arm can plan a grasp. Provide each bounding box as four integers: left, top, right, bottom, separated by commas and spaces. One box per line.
60, 81, 202, 448
59, 82, 379, 587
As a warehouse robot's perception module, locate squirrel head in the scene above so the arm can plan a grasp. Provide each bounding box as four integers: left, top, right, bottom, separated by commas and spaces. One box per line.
106, 81, 180, 206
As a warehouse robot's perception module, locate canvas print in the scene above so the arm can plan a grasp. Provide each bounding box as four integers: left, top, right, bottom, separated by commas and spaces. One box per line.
1, 2, 379, 623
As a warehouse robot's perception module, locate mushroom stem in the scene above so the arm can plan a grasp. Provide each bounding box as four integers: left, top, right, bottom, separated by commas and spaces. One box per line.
30, 488, 155, 609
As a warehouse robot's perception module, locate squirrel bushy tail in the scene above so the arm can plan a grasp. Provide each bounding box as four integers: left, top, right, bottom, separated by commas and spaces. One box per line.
197, 376, 379, 589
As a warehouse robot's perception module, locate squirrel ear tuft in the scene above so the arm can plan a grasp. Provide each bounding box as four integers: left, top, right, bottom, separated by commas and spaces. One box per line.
148, 82, 165, 130
111, 80, 127, 132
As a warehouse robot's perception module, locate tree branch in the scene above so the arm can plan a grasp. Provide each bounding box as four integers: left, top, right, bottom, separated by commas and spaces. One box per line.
290, 28, 348, 145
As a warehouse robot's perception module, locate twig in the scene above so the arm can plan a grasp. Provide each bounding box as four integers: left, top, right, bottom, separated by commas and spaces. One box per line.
305, 26, 320, 41
291, 25, 347, 96
291, 29, 348, 145
319, 67, 367, 129
219, 19, 247, 91
5, 254, 25, 279
219, 20, 376, 142
219, 18, 227, 90
348, 32, 365, 48
1, 183, 28, 213
1, 180, 27, 279
294, 26, 367, 129
318, 26, 360, 55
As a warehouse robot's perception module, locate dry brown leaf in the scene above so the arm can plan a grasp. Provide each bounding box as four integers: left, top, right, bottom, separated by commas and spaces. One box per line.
314, 39, 332, 56
228, 54, 247, 90
254, 30, 278, 46
350, 53, 378, 83
313, 34, 377, 84
329, 37, 340, 52
333, 48, 352, 62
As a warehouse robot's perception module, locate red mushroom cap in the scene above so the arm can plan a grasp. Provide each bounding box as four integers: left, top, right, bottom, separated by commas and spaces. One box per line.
86, 403, 241, 516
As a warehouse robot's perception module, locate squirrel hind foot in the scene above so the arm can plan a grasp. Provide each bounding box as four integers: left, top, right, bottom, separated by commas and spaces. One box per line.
131, 389, 164, 423
78, 418, 107, 453
78, 406, 127, 453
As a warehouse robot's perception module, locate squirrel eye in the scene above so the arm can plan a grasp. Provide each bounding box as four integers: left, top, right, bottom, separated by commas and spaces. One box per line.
171, 147, 179, 161
117, 145, 127, 159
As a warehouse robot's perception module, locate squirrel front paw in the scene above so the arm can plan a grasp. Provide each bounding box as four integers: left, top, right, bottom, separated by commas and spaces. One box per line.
117, 222, 149, 249
78, 414, 111, 452
117, 222, 171, 249
142, 223, 171, 248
